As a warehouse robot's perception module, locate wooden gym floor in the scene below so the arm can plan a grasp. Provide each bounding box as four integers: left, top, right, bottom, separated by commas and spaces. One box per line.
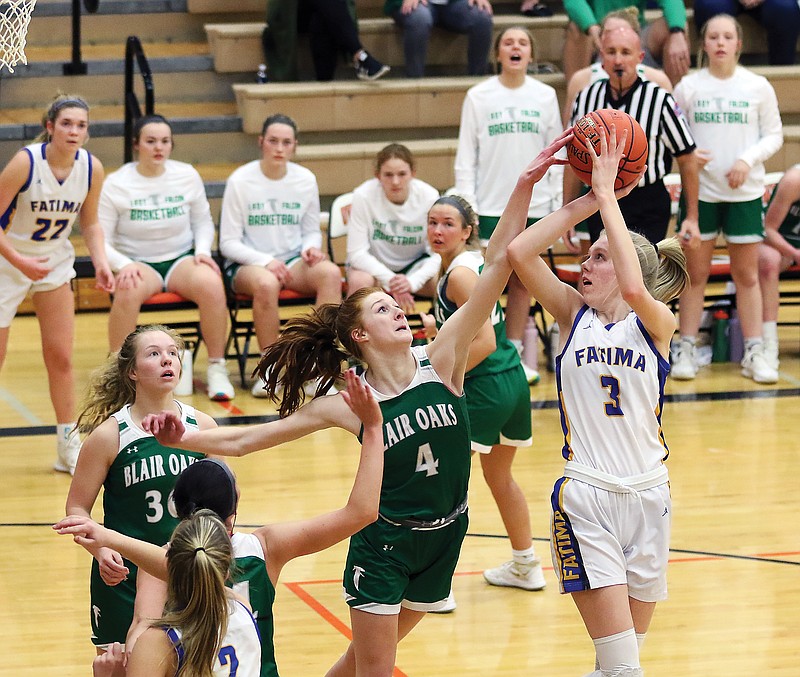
1, 308, 798, 676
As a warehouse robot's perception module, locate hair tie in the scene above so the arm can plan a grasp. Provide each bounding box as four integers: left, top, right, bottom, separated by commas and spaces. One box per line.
194, 546, 206, 554
652, 242, 660, 257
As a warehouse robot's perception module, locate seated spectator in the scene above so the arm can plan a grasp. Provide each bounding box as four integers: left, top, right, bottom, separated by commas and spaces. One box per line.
562, 0, 690, 86
562, 9, 673, 124
386, 0, 494, 78
219, 114, 343, 397
263, 0, 388, 82
693, 0, 800, 66
99, 114, 235, 401
758, 166, 800, 372
346, 143, 440, 313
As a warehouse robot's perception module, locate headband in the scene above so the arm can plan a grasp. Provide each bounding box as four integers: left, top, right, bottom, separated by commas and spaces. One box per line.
434, 195, 472, 225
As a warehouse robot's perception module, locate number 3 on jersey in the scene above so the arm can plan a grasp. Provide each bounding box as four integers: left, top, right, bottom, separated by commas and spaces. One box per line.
415, 443, 439, 477
600, 374, 624, 417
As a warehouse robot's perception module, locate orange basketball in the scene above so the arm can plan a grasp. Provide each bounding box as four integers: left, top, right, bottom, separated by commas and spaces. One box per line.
567, 108, 648, 190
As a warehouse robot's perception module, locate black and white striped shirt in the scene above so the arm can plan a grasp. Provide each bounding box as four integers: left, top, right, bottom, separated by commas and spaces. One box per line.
570, 78, 696, 185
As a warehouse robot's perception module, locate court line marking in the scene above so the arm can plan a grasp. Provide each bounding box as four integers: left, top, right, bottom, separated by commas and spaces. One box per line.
0, 386, 43, 425
2, 387, 799, 437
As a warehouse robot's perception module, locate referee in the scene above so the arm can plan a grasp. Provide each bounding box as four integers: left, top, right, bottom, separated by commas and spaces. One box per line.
564, 18, 700, 248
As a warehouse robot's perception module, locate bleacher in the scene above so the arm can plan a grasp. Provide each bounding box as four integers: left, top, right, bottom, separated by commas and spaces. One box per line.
7, 0, 800, 335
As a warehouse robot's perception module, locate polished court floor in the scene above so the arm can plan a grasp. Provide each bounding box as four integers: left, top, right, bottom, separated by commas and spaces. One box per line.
1, 308, 798, 676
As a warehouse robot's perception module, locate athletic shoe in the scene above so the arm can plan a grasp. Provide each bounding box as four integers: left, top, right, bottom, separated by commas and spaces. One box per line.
355, 50, 390, 81
741, 347, 778, 384
520, 361, 541, 385
251, 376, 270, 398
207, 362, 235, 401
763, 338, 780, 372
54, 428, 81, 475
303, 378, 338, 398
430, 590, 457, 614
483, 558, 547, 591
522, 2, 553, 17
670, 338, 697, 380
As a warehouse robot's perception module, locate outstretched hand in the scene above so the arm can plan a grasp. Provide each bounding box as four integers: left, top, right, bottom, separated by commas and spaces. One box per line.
53, 514, 112, 550
587, 124, 627, 196
141, 411, 186, 447
340, 369, 382, 429
519, 128, 573, 186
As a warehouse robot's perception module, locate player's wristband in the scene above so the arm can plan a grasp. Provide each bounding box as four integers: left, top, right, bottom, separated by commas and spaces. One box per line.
669, 26, 686, 34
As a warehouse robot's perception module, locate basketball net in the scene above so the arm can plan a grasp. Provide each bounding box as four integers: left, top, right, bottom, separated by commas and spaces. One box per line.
0, 0, 36, 73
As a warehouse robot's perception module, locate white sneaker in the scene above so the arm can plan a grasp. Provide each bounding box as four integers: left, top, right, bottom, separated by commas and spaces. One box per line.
54, 428, 81, 475
207, 362, 235, 401
303, 377, 338, 397
251, 376, 270, 398
430, 590, 456, 614
763, 338, 780, 372
670, 339, 697, 380
483, 558, 547, 591
520, 360, 541, 385
741, 347, 778, 384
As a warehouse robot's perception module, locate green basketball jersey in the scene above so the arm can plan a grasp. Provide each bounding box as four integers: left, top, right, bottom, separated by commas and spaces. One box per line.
102, 403, 206, 546
360, 346, 471, 522
766, 184, 800, 248
230, 532, 278, 677
433, 250, 520, 378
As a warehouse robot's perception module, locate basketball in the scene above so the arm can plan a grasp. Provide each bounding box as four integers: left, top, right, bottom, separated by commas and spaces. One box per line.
567, 109, 648, 190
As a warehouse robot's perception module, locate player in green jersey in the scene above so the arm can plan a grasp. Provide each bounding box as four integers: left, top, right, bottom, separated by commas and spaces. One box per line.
421, 193, 546, 597
141, 129, 573, 677
65, 324, 217, 654
56, 368, 384, 677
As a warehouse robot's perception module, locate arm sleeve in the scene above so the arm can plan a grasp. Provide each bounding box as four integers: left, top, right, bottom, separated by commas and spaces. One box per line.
657, 0, 687, 30
406, 253, 442, 293
346, 193, 396, 287
454, 93, 479, 208
563, 0, 600, 33
187, 169, 216, 257
97, 181, 134, 272
219, 179, 273, 267
739, 82, 783, 169
300, 181, 323, 252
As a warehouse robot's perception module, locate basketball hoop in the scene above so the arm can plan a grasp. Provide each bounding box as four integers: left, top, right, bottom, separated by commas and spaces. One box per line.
0, 0, 36, 73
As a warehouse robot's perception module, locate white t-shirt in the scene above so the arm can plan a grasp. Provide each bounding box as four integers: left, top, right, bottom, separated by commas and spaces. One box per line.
454, 75, 562, 217
219, 160, 322, 267
346, 177, 440, 291
673, 66, 783, 202
99, 160, 215, 270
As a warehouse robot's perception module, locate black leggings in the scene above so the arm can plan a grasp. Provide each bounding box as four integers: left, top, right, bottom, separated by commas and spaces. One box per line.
299, 0, 362, 80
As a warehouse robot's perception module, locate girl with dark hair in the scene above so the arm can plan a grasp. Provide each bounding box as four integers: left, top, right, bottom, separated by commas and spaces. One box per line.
346, 143, 441, 313
140, 131, 572, 677
0, 94, 114, 474
56, 368, 385, 677
99, 114, 235, 401
421, 193, 546, 600
219, 114, 343, 397
507, 128, 688, 676
65, 325, 216, 656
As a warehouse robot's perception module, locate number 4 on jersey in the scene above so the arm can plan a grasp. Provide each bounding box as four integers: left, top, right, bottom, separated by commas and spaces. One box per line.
415, 443, 439, 476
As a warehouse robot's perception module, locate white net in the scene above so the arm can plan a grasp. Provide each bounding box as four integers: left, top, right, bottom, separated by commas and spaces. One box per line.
0, 0, 36, 73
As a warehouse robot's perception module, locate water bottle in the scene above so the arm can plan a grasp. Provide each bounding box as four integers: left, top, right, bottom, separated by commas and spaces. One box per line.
175, 348, 194, 396
521, 316, 539, 371
547, 322, 560, 372
711, 309, 730, 363
255, 63, 268, 83
728, 310, 744, 363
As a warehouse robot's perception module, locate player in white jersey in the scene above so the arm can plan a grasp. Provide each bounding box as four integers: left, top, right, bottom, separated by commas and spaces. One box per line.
219, 114, 342, 397
346, 143, 440, 314
100, 115, 235, 401
0, 95, 114, 474
508, 128, 689, 676
455, 26, 562, 382
671, 14, 784, 385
